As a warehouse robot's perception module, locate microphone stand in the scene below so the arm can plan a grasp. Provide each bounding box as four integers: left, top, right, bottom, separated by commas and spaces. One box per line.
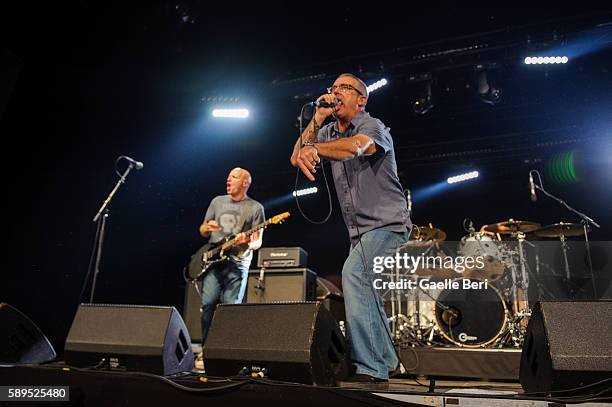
532, 182, 601, 298
88, 162, 137, 303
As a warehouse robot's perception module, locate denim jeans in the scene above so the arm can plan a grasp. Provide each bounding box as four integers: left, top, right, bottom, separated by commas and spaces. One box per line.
200, 260, 248, 343
343, 229, 409, 379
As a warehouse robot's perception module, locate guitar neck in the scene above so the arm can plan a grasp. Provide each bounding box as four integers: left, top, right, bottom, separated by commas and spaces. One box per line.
215, 219, 272, 253
241, 218, 272, 237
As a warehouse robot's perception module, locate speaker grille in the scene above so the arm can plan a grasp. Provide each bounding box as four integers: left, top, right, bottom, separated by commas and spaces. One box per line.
0, 303, 56, 364
64, 304, 194, 375
542, 301, 612, 371
204, 302, 349, 385
520, 300, 612, 394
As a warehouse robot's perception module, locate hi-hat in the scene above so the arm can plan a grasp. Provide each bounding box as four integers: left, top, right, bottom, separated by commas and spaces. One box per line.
482, 219, 540, 235
410, 224, 447, 241
534, 222, 588, 238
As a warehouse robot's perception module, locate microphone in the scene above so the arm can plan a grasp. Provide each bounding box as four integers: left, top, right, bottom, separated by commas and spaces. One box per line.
121, 155, 144, 170
313, 100, 337, 108
529, 172, 537, 202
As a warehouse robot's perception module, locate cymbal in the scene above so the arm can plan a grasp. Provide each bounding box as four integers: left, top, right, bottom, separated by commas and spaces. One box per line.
534, 222, 588, 238
410, 225, 447, 241
482, 219, 540, 235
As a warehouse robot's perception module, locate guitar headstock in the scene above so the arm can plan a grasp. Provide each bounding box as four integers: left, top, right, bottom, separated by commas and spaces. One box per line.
270, 212, 290, 225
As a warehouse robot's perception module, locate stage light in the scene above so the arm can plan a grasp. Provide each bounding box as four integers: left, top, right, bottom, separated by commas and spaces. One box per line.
476, 70, 502, 106
523, 56, 569, 65
547, 150, 580, 185
408, 73, 434, 115
413, 82, 434, 115
292, 187, 318, 197
447, 171, 479, 184
366, 78, 388, 93
211, 108, 249, 118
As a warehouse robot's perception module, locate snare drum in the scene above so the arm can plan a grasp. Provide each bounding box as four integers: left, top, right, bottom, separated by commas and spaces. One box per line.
457, 232, 505, 281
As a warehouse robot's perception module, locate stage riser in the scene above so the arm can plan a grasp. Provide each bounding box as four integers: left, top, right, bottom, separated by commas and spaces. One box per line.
400, 347, 521, 380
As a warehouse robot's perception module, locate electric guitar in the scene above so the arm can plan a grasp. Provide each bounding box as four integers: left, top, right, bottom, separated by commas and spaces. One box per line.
187, 212, 290, 281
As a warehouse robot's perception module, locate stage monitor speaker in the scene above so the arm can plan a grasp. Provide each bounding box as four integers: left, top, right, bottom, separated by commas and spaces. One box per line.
64, 304, 194, 375
204, 302, 349, 386
183, 281, 202, 343
0, 303, 57, 364
316, 277, 345, 324
520, 300, 612, 395
246, 268, 316, 303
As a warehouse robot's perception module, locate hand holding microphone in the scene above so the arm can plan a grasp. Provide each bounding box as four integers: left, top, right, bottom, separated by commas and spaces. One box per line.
313, 100, 337, 108
312, 93, 338, 120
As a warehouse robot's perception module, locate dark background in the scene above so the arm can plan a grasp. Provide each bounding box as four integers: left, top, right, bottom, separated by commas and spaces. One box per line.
2, 3, 611, 354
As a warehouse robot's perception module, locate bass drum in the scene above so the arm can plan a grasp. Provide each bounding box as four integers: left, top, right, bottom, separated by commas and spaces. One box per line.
435, 278, 507, 348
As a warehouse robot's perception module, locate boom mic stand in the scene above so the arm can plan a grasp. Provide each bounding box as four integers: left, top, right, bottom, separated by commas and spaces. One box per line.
87, 157, 140, 303
530, 170, 601, 297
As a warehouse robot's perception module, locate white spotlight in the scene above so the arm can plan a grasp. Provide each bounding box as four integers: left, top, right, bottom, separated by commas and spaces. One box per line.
366, 78, 388, 93
524, 56, 569, 65
292, 187, 318, 197
447, 171, 479, 184
212, 108, 249, 118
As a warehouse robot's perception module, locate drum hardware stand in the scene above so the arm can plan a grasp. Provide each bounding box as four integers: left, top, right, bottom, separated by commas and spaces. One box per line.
499, 231, 534, 346
530, 170, 600, 297
559, 233, 572, 280
389, 243, 433, 346
501, 309, 529, 347
411, 277, 443, 345
389, 270, 429, 345
516, 231, 532, 315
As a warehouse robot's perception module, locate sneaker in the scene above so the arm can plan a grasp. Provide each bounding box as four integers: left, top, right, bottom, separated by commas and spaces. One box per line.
194, 352, 204, 371
389, 361, 405, 378
338, 374, 389, 391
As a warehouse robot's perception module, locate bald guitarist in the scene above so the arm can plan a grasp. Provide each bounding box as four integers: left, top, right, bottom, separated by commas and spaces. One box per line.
196, 167, 265, 344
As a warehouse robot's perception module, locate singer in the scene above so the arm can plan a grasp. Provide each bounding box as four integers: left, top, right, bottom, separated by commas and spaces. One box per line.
193, 167, 265, 368
290, 73, 411, 389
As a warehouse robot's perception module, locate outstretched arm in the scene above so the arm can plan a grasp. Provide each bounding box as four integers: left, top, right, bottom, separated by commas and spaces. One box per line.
292, 134, 376, 181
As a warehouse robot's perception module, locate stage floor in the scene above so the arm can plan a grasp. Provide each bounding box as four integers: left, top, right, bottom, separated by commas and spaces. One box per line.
1, 362, 610, 406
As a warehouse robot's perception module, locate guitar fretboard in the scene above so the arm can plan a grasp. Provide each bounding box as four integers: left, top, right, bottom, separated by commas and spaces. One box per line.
209, 218, 275, 256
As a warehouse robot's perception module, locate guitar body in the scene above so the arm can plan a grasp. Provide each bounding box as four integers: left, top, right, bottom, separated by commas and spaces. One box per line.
185, 212, 290, 281
187, 240, 231, 281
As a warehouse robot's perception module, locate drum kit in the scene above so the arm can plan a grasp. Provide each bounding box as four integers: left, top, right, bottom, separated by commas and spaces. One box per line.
386, 219, 591, 349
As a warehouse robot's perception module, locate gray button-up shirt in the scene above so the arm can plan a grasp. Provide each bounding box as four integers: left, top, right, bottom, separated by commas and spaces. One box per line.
317, 111, 411, 244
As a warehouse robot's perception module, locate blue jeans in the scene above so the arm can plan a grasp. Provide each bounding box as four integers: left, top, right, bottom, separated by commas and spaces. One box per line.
343, 229, 409, 379
200, 260, 248, 343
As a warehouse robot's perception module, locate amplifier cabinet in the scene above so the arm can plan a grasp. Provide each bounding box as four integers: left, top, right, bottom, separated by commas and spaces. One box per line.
246, 268, 316, 303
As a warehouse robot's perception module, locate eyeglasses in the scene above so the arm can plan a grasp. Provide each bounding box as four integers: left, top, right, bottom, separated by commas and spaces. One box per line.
327, 83, 363, 96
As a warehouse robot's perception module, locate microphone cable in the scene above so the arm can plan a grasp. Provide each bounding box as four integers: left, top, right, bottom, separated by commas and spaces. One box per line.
293, 102, 333, 225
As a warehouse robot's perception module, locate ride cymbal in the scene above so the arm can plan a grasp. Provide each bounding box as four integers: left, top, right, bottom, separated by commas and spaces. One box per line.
534, 222, 588, 238
482, 219, 540, 235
